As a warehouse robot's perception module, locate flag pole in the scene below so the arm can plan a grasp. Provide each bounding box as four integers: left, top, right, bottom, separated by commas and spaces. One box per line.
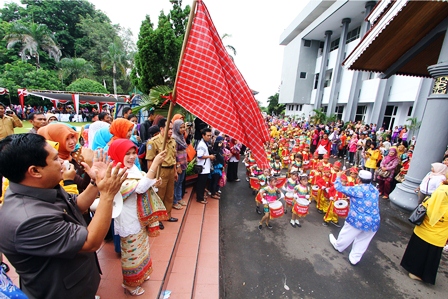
158, 0, 198, 175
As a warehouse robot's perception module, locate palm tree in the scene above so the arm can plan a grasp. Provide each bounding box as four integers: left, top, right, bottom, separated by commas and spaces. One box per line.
101, 41, 128, 96
58, 57, 94, 84
221, 33, 236, 60
311, 108, 327, 124
5, 22, 62, 68
406, 117, 422, 137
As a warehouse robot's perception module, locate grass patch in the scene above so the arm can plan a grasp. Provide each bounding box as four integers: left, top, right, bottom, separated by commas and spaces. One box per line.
14, 121, 92, 134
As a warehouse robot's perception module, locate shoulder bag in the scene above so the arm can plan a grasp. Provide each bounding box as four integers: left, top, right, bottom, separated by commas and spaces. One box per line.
408, 196, 430, 225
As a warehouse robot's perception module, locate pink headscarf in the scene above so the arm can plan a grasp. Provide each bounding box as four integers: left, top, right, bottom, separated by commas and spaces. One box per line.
429, 162, 448, 179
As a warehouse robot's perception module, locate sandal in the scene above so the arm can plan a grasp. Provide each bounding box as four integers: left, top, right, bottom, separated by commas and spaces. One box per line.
122, 284, 145, 296
198, 200, 208, 204
382, 195, 389, 199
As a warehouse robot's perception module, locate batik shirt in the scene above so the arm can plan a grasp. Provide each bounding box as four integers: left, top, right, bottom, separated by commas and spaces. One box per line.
334, 178, 380, 232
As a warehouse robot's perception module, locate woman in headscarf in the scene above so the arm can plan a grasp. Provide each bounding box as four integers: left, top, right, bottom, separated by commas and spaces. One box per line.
416, 163, 448, 204
172, 119, 188, 210
210, 136, 225, 199
38, 123, 94, 192
401, 174, 448, 285
91, 126, 113, 151
108, 139, 168, 296
109, 118, 134, 144
376, 147, 400, 199
348, 133, 358, 165
227, 138, 241, 182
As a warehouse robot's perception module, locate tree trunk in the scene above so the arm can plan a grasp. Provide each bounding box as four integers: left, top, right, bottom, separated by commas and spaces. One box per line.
113, 63, 117, 97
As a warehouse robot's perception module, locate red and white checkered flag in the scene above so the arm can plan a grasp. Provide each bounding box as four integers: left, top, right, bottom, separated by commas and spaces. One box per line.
176, 0, 269, 169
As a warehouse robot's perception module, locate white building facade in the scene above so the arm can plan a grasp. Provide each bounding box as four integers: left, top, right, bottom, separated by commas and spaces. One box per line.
279, 0, 432, 130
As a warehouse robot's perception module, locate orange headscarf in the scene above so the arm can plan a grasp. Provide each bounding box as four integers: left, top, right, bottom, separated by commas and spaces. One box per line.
171, 114, 184, 123
109, 118, 134, 143
38, 123, 79, 160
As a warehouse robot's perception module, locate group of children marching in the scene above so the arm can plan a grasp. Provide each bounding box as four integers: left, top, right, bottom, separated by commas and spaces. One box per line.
244, 134, 362, 231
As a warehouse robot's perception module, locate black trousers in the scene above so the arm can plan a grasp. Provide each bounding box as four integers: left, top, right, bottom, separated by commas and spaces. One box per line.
196, 173, 209, 202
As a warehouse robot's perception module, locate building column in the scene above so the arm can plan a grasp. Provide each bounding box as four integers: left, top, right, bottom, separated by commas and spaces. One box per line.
327, 18, 351, 117
344, 1, 376, 121
368, 77, 393, 125
314, 30, 332, 110
390, 30, 448, 210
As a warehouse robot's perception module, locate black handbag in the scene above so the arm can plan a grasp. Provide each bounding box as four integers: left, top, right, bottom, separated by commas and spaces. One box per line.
194, 159, 206, 174
408, 196, 429, 225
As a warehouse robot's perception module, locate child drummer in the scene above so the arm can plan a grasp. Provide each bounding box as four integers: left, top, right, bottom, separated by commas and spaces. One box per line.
283, 171, 299, 213
323, 173, 348, 227
258, 176, 283, 230
289, 153, 303, 174
255, 169, 271, 215
270, 155, 282, 176
290, 174, 311, 228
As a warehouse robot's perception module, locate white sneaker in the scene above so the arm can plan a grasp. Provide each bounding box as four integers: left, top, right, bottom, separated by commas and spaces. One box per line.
329, 234, 338, 251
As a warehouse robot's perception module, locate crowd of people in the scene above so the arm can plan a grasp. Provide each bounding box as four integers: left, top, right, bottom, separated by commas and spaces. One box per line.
1, 105, 448, 298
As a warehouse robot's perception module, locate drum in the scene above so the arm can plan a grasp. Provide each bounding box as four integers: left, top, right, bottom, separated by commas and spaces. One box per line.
275, 176, 287, 188
249, 177, 261, 190
255, 192, 263, 204
333, 200, 349, 217
269, 201, 284, 219
311, 185, 319, 199
293, 198, 310, 216
284, 192, 294, 206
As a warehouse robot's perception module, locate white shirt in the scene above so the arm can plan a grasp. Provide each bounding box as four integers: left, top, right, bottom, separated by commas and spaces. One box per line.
88, 121, 110, 149
196, 139, 211, 174
114, 165, 157, 237
419, 173, 445, 195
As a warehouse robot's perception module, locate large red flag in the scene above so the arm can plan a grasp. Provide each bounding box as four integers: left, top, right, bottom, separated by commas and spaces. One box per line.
175, 0, 270, 169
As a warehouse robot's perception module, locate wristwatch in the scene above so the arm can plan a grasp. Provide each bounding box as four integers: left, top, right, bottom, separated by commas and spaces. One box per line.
90, 179, 97, 187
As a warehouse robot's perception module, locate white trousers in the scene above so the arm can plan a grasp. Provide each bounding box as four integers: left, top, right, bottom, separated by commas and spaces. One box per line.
334, 222, 376, 264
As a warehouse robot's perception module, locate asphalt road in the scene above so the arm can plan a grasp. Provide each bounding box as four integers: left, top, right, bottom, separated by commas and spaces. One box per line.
219, 162, 448, 299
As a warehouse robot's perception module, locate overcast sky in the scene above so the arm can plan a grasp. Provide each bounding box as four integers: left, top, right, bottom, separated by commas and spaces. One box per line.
1, 0, 309, 105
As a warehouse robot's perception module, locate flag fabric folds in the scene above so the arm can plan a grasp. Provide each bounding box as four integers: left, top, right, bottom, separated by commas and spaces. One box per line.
175, 0, 270, 169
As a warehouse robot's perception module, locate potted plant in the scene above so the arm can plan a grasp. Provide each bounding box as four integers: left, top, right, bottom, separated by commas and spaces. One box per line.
185, 158, 198, 186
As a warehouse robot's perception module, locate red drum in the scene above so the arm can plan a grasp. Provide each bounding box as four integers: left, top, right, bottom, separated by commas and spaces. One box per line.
269, 201, 284, 219
284, 192, 294, 206
255, 192, 263, 204
333, 200, 349, 217
293, 198, 310, 216
275, 176, 287, 189
311, 185, 319, 199
249, 177, 260, 190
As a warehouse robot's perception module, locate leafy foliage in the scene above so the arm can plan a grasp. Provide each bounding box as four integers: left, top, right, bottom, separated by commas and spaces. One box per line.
266, 93, 285, 116
66, 78, 108, 93
132, 3, 190, 94
58, 57, 94, 84
5, 21, 62, 67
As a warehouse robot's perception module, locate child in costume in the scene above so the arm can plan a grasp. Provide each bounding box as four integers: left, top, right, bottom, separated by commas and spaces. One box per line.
309, 162, 324, 203
323, 173, 348, 227
289, 153, 303, 174
302, 144, 311, 173
290, 174, 311, 228
258, 177, 283, 230
321, 154, 331, 169
271, 155, 282, 176
316, 166, 332, 215
283, 171, 299, 213
347, 167, 361, 186
255, 169, 271, 215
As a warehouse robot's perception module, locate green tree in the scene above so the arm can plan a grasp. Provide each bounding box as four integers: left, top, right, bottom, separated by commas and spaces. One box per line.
0, 60, 62, 104
221, 33, 236, 60
66, 78, 108, 93
406, 117, 422, 137
101, 41, 128, 96
5, 21, 62, 68
1, 0, 103, 58
0, 21, 20, 72
266, 93, 285, 116
132, 3, 190, 94
58, 57, 94, 84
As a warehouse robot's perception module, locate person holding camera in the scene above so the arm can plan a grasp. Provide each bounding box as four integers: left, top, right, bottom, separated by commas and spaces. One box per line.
0, 103, 23, 140
195, 128, 215, 204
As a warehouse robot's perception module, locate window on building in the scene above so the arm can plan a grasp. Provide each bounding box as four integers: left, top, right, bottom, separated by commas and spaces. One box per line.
314, 73, 319, 89
304, 40, 311, 47
407, 106, 413, 116
324, 69, 333, 88
383, 105, 398, 130
318, 41, 324, 57
300, 72, 307, 79
355, 106, 366, 122
346, 26, 361, 43
330, 38, 340, 51
322, 106, 328, 113
335, 106, 344, 120
296, 105, 299, 111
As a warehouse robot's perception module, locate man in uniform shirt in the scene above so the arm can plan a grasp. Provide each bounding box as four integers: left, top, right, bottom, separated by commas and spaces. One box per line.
146, 118, 178, 228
